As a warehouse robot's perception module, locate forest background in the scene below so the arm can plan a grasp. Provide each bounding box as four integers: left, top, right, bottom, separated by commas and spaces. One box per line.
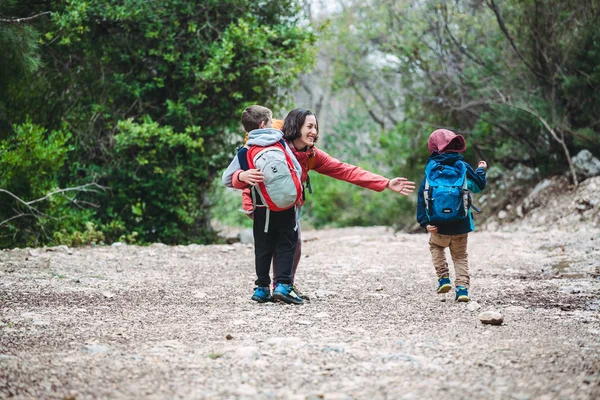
1, 0, 598, 249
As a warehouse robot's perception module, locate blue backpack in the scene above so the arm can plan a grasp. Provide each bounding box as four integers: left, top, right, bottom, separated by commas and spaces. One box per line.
424, 160, 479, 223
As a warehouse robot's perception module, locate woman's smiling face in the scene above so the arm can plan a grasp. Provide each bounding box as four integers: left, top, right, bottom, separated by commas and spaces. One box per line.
295, 115, 318, 149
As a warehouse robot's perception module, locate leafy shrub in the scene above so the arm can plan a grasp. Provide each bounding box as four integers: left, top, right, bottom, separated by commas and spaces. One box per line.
0, 120, 78, 247
53, 221, 105, 247
98, 117, 214, 244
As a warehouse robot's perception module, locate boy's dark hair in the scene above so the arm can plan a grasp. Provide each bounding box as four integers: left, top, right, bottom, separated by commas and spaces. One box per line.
281, 108, 319, 143
242, 105, 272, 132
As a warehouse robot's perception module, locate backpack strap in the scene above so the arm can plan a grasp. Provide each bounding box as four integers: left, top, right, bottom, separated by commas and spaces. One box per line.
423, 178, 432, 219
238, 146, 250, 171
303, 147, 316, 195
458, 161, 482, 214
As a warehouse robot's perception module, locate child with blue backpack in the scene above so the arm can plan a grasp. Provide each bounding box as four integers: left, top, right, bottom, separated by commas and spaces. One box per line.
222, 105, 304, 305
416, 129, 487, 302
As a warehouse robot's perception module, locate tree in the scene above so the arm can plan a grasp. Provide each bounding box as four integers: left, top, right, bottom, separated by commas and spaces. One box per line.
325, 0, 600, 185
1, 0, 317, 246
0, 1, 51, 133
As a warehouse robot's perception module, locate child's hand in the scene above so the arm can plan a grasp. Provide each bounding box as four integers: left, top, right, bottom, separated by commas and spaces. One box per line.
387, 177, 416, 195
239, 169, 264, 185
478, 161, 487, 170
426, 225, 438, 233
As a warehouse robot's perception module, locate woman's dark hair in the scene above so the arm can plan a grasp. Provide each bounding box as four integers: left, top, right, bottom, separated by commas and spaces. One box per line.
281, 108, 319, 144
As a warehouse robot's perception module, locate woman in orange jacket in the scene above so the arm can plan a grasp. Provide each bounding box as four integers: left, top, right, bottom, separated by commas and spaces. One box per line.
231, 108, 415, 298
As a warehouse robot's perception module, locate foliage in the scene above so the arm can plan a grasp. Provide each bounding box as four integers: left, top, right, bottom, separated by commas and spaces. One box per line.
282, 0, 600, 229
0, 0, 44, 105
326, 0, 600, 180
304, 168, 414, 229
53, 221, 105, 247
0, 120, 80, 247
0, 0, 316, 247
208, 185, 253, 230
101, 117, 209, 244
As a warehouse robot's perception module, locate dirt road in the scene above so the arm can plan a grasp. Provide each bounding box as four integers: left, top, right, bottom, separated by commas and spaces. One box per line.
1, 226, 599, 399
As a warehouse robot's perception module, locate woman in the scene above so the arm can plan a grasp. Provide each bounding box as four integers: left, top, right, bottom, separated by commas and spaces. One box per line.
233, 108, 415, 298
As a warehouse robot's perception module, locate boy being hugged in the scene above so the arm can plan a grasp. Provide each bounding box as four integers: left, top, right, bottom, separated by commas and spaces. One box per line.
416, 129, 487, 302
222, 105, 304, 305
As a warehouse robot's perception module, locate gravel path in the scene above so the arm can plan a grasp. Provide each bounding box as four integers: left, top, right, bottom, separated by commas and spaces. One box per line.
1, 226, 599, 399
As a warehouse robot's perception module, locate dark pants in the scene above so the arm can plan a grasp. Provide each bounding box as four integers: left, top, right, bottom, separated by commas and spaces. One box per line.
253, 207, 298, 287
273, 224, 302, 285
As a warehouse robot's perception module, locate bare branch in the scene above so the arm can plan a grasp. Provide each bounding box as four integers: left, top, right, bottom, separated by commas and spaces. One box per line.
0, 11, 51, 24
0, 183, 108, 229
350, 82, 385, 129
26, 183, 106, 205
0, 189, 44, 212
485, 0, 549, 84
502, 102, 578, 186
0, 213, 38, 228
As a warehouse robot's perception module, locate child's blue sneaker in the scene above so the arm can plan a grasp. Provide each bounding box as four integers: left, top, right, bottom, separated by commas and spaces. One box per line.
251, 286, 272, 303
272, 283, 303, 305
437, 275, 452, 294
455, 286, 469, 302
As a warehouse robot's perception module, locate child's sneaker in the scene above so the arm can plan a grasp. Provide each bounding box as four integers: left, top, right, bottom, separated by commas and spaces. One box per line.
251, 286, 272, 303
273, 283, 303, 305
455, 286, 469, 302
437, 275, 452, 294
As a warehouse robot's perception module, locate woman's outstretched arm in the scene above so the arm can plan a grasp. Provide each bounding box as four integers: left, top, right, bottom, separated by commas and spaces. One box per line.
312, 147, 415, 195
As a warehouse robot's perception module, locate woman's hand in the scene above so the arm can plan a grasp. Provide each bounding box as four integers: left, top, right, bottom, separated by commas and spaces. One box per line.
426, 225, 438, 233
478, 161, 488, 170
239, 169, 264, 186
387, 177, 416, 195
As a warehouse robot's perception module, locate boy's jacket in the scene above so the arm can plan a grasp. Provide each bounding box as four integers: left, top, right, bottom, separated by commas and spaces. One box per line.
416, 152, 487, 235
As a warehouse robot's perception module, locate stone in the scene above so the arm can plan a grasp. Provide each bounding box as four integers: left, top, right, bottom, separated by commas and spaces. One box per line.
46, 245, 71, 254
498, 210, 508, 220
573, 149, 600, 178
265, 337, 303, 346
322, 345, 345, 353
83, 344, 111, 354
235, 384, 258, 396
238, 229, 254, 245
516, 205, 524, 218
323, 393, 353, 400
485, 221, 499, 232
467, 301, 481, 311
479, 311, 504, 325
559, 286, 581, 294
234, 346, 260, 360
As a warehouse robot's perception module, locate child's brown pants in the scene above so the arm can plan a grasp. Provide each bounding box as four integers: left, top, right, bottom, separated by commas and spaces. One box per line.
429, 232, 470, 288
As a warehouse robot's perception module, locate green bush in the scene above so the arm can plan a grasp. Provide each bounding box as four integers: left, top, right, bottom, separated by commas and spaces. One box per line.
208, 184, 253, 229
303, 165, 415, 229
53, 221, 105, 247
98, 117, 214, 244
0, 120, 83, 248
